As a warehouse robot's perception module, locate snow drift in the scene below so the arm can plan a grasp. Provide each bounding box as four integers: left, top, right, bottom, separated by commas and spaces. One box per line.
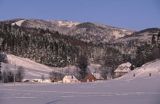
120, 59, 160, 80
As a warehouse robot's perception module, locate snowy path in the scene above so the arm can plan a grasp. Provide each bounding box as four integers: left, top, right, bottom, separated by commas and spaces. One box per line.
0, 76, 160, 104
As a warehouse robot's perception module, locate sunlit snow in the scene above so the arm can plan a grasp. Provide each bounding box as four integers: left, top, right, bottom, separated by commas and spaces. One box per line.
0, 56, 160, 104
11, 20, 25, 26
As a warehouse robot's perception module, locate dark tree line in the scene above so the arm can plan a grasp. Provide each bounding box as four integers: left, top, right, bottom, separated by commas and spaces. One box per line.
133, 33, 160, 67
0, 24, 93, 67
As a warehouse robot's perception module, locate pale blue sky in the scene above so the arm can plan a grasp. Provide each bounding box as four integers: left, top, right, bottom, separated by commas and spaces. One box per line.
0, 0, 159, 30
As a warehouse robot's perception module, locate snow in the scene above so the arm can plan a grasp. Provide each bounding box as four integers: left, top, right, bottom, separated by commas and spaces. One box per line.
0, 59, 160, 104
7, 54, 53, 72
115, 31, 152, 44
48, 20, 79, 28
57, 21, 79, 27
1, 54, 102, 80
119, 60, 160, 81
112, 30, 132, 39
114, 62, 131, 73
112, 31, 124, 39
1, 54, 56, 79
0, 74, 160, 104
11, 20, 25, 26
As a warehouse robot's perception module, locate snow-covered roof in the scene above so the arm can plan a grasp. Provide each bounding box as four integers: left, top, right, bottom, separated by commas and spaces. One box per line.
63, 75, 78, 80
114, 62, 131, 73
63, 75, 79, 83
92, 73, 104, 80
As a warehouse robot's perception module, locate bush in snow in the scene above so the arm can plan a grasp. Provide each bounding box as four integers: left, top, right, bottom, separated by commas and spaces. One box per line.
2, 70, 14, 83
15, 66, 25, 82
41, 74, 45, 81
0, 52, 8, 63
49, 71, 64, 82
1, 66, 25, 83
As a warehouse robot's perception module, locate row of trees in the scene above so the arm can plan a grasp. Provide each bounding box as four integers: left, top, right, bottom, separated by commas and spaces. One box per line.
132, 32, 160, 67
0, 66, 25, 83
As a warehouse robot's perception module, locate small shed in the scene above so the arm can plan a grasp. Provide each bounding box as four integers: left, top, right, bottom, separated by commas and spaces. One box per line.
82, 74, 96, 82
63, 75, 79, 83
114, 62, 131, 78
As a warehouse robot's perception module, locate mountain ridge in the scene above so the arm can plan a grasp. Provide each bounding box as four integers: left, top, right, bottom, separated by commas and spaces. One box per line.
0, 18, 134, 44
0, 18, 159, 70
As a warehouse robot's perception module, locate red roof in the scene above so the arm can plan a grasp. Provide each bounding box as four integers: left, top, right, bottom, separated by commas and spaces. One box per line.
82, 74, 96, 82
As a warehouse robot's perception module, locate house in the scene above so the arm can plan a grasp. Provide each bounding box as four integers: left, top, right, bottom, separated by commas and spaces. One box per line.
63, 75, 79, 83
92, 72, 104, 80
82, 73, 96, 82
114, 62, 131, 78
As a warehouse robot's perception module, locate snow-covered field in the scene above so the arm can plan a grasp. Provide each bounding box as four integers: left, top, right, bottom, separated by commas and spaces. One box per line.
2, 54, 54, 79
1, 55, 160, 104
0, 75, 160, 104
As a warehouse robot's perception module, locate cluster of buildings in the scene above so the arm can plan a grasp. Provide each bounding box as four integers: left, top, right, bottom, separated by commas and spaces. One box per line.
27, 62, 133, 84
28, 73, 102, 84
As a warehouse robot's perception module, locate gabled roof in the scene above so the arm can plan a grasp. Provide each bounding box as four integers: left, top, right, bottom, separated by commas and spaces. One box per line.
114, 62, 131, 73
63, 75, 78, 80
82, 74, 96, 82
